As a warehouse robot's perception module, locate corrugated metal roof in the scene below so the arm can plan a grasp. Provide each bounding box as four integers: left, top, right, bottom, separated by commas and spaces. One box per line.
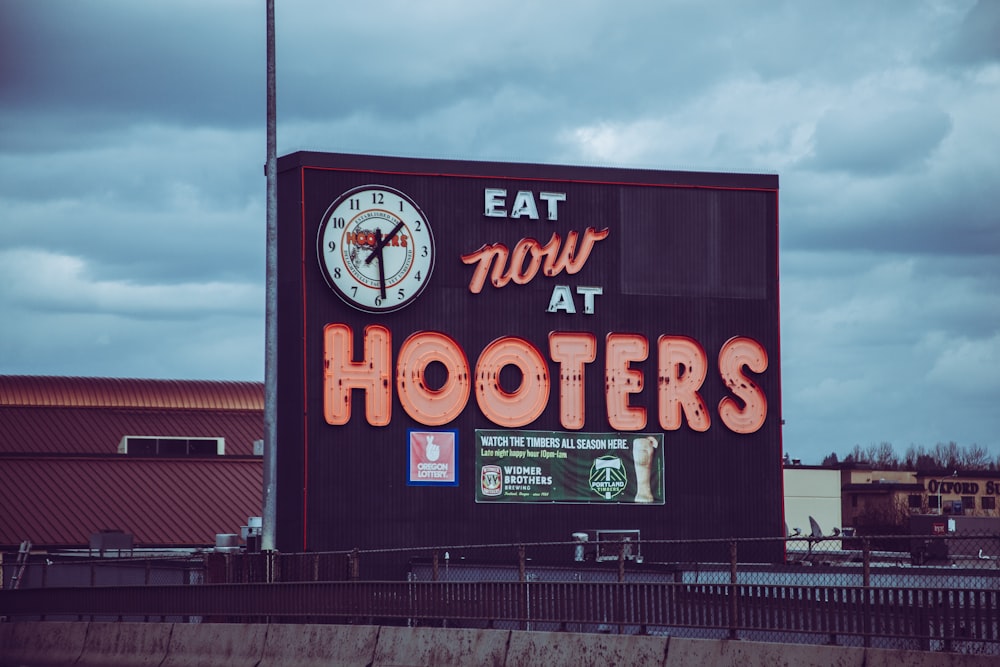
0, 406, 263, 456
0, 376, 264, 456
0, 457, 262, 548
0, 375, 266, 549
0, 376, 263, 410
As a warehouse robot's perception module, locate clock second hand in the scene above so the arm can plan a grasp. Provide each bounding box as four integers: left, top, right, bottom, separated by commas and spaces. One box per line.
365, 221, 405, 301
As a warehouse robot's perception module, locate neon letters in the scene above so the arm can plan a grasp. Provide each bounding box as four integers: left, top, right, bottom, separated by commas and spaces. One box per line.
324, 324, 768, 434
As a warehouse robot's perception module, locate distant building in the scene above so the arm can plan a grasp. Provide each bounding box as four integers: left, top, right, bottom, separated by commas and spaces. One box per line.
782, 465, 842, 538
0, 376, 263, 556
782, 461, 1000, 536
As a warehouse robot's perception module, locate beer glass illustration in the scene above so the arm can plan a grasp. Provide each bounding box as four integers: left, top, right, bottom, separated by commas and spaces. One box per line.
632, 436, 658, 502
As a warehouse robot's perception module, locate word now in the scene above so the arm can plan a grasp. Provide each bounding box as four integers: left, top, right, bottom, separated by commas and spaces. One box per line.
461, 228, 609, 293
323, 325, 768, 434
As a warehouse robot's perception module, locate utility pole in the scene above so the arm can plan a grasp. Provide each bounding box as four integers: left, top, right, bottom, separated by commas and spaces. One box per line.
262, 0, 278, 556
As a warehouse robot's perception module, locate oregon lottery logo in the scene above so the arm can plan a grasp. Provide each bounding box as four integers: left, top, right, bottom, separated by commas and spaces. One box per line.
589, 456, 627, 500
481, 465, 502, 496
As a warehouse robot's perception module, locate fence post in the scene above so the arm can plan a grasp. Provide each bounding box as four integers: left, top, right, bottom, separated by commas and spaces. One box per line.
729, 539, 738, 640
518, 544, 527, 631
862, 538, 871, 648
432, 550, 439, 582
618, 541, 626, 634
350, 548, 360, 581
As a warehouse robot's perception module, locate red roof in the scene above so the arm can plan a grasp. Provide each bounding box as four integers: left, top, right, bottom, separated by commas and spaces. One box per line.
0, 457, 262, 548
0, 406, 264, 456
0, 376, 264, 455
0, 376, 263, 410
0, 376, 266, 549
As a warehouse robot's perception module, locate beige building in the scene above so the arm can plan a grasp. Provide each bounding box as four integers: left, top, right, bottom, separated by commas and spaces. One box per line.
782, 466, 842, 537
785, 464, 1000, 532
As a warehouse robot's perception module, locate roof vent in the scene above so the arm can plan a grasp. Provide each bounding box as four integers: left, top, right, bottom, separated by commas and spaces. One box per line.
89, 529, 134, 557
118, 436, 225, 456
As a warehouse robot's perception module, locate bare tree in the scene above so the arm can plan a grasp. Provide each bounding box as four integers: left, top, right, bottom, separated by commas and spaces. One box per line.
933, 441, 962, 470
903, 444, 926, 469
960, 443, 992, 470
849, 441, 991, 471
868, 441, 898, 469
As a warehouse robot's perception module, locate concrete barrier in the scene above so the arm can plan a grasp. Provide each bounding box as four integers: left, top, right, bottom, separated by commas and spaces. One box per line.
74, 621, 172, 666
0, 621, 88, 667
160, 623, 266, 667
504, 630, 668, 667
865, 646, 1000, 667
372, 626, 511, 667
3, 622, 998, 667
665, 637, 866, 667
256, 623, 379, 667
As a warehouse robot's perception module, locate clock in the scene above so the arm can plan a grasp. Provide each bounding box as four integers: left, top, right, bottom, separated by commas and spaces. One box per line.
317, 185, 435, 313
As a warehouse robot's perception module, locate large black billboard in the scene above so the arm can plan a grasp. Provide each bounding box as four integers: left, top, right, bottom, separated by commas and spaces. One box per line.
276, 152, 781, 557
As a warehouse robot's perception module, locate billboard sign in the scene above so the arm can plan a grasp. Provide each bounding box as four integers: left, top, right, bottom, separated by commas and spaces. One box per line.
475, 430, 663, 504
276, 152, 781, 555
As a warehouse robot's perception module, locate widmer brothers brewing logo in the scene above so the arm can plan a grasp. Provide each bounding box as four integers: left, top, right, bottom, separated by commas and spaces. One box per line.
320, 187, 768, 436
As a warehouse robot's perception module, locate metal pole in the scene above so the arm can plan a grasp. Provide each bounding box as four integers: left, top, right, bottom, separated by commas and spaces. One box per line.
729, 540, 738, 640
261, 0, 279, 556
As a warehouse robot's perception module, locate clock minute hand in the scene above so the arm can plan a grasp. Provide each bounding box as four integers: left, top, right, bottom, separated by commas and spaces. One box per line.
365, 221, 404, 301
369, 230, 387, 300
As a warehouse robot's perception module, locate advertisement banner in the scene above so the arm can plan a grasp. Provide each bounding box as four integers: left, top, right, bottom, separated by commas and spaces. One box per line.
407, 430, 458, 486
475, 429, 664, 504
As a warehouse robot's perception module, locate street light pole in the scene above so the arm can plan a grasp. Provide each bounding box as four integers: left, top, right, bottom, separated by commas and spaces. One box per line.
261, 0, 278, 556
936, 470, 958, 515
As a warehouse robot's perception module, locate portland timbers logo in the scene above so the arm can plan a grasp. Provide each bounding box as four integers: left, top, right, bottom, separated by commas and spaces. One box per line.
589, 455, 627, 500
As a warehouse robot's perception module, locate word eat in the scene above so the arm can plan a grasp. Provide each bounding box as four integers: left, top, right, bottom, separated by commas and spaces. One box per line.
484, 189, 567, 220
323, 325, 768, 434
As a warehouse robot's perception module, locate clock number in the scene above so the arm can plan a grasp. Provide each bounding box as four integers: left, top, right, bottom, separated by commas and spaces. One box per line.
414, 219, 422, 231
333, 267, 341, 279
421, 245, 428, 258
327, 240, 336, 252
349, 198, 360, 211
374, 295, 383, 307
397, 288, 405, 300
399, 200, 405, 212
350, 286, 357, 298
330, 216, 345, 229
371, 192, 384, 205
415, 270, 421, 282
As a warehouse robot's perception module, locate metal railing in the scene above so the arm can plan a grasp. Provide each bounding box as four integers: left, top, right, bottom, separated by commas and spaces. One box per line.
2, 579, 998, 652
3, 534, 999, 654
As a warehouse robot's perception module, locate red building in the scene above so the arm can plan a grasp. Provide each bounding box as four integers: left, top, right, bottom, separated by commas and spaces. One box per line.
0, 375, 263, 556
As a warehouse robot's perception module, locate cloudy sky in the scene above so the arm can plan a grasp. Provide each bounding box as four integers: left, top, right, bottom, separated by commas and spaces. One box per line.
1, 1, 997, 464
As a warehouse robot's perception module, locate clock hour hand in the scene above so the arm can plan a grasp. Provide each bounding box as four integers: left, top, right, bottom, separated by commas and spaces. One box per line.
365, 221, 405, 260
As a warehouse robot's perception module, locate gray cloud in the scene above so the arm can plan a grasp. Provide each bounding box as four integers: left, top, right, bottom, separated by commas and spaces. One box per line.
807, 104, 952, 175
0, 0, 996, 464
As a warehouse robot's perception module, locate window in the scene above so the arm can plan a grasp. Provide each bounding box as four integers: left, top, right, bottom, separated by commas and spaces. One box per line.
908, 494, 923, 509
962, 496, 976, 513
929, 495, 941, 509
982, 496, 996, 511
118, 436, 225, 456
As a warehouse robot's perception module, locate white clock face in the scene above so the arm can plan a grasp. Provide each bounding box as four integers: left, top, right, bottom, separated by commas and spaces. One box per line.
317, 185, 435, 313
